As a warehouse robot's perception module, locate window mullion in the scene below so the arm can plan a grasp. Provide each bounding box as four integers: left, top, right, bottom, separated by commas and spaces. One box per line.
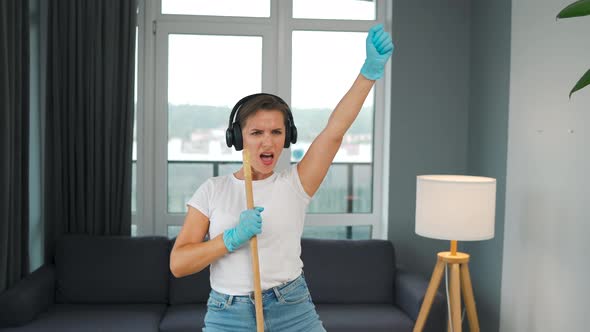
136, 0, 159, 236
274, 0, 293, 171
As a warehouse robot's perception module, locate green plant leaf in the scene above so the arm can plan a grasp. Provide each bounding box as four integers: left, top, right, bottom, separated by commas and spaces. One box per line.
569, 69, 590, 98
557, 0, 590, 19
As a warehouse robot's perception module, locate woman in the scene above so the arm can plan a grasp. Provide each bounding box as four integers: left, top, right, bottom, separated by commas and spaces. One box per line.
170, 24, 394, 332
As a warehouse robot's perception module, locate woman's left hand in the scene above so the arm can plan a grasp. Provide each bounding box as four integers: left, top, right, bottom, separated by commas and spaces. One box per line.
360, 24, 394, 81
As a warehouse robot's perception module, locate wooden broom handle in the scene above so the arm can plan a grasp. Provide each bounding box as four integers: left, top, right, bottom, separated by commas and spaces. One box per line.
243, 148, 264, 332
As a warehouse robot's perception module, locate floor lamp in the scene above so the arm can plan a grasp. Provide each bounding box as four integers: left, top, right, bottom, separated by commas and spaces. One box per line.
412, 175, 496, 332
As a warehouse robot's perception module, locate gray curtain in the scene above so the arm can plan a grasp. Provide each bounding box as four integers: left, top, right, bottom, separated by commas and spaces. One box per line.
44, 0, 137, 262
0, 0, 30, 293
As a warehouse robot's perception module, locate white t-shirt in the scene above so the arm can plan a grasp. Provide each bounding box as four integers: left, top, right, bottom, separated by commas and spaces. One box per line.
187, 164, 311, 295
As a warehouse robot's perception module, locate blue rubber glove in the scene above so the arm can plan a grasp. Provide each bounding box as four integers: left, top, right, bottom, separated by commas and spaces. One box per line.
360, 24, 394, 80
223, 207, 264, 252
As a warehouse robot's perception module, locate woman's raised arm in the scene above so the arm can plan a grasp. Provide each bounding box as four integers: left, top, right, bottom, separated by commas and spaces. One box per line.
297, 24, 394, 197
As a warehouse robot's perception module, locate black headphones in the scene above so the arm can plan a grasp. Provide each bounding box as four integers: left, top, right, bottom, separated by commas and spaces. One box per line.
225, 93, 298, 151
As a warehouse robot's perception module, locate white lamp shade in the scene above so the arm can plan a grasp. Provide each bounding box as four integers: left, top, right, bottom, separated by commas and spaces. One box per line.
415, 175, 496, 241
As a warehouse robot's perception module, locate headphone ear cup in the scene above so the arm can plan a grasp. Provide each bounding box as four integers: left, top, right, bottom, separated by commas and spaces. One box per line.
232, 122, 243, 151
284, 123, 291, 148
225, 128, 234, 148
290, 125, 298, 144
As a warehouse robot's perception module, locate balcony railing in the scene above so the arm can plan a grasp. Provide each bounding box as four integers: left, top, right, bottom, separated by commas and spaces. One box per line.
132, 160, 372, 239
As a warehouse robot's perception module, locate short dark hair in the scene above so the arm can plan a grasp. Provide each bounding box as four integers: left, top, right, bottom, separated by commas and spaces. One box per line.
235, 94, 290, 129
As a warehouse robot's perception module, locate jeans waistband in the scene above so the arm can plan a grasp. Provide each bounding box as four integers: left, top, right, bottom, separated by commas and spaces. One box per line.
210, 273, 305, 305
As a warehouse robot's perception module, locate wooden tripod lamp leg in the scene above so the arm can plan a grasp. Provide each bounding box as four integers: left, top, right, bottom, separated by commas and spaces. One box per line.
460, 263, 480, 332
243, 149, 264, 332
449, 263, 462, 332
413, 259, 445, 332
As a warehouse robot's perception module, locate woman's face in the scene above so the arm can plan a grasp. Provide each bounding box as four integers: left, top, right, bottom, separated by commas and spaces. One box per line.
241, 110, 286, 178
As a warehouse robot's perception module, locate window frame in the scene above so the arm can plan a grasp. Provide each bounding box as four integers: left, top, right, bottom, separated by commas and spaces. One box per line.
135, 0, 392, 239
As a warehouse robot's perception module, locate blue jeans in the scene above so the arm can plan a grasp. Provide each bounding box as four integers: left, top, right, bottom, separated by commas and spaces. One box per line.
203, 274, 326, 332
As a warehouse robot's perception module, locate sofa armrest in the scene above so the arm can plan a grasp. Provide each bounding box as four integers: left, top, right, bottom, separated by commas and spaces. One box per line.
395, 268, 446, 332
0, 264, 55, 327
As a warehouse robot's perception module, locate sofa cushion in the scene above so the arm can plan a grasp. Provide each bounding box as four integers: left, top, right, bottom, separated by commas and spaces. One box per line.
168, 267, 211, 305
55, 235, 170, 304
301, 239, 395, 304
316, 304, 414, 332
159, 304, 207, 332
0, 304, 166, 332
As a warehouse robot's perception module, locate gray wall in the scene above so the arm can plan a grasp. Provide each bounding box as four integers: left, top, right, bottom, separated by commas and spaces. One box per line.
388, 0, 470, 277
388, 1, 512, 331
464, 0, 511, 331
500, 0, 590, 331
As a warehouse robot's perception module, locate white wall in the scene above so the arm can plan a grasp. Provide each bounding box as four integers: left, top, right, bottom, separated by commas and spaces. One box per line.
501, 1, 590, 331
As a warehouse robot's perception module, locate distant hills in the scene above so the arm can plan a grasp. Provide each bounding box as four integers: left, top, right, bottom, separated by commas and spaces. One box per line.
167, 104, 374, 142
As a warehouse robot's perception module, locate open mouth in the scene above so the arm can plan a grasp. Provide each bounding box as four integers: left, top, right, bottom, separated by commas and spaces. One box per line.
260, 152, 274, 166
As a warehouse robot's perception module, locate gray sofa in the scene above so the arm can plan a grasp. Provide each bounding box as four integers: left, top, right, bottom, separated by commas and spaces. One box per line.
0, 235, 445, 332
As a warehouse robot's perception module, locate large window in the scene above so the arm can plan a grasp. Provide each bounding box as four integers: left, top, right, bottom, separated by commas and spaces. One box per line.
134, 0, 391, 239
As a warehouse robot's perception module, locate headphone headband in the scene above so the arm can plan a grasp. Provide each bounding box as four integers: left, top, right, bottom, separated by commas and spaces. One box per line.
227, 93, 292, 128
